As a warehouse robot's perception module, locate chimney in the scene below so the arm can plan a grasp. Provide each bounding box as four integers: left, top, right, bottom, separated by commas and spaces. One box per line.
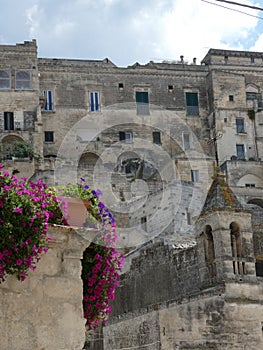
180, 55, 184, 63
193, 57, 196, 65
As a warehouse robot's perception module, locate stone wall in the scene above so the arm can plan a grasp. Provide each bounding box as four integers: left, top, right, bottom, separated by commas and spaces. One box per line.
0, 225, 93, 350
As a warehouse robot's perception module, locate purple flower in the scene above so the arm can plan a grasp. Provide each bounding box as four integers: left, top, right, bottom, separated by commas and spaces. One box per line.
16, 259, 23, 266
13, 207, 23, 214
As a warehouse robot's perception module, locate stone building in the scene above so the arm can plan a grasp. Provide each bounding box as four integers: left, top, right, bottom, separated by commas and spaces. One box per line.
0, 41, 262, 348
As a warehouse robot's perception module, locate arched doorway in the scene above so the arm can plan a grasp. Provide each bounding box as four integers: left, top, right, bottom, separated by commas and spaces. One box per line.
1, 135, 24, 160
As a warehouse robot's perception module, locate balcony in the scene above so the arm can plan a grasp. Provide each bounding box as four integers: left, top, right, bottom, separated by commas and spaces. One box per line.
136, 102, 150, 115
186, 105, 199, 116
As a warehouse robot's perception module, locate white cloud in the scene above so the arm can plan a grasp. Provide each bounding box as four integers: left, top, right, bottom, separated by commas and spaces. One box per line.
1, 0, 263, 65
155, 0, 260, 63
26, 4, 40, 38
54, 21, 76, 37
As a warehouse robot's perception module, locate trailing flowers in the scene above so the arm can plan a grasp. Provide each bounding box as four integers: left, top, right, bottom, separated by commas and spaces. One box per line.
62, 178, 124, 330
0, 164, 65, 283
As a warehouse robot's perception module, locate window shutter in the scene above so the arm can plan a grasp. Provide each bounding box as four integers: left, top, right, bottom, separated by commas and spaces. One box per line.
136, 91, 149, 103
119, 131, 125, 141
4, 112, 14, 130
153, 131, 161, 144
186, 92, 198, 106
90, 92, 95, 112
94, 92, 99, 111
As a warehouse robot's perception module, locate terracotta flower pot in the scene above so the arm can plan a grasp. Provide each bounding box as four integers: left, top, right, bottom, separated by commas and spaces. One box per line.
63, 197, 91, 227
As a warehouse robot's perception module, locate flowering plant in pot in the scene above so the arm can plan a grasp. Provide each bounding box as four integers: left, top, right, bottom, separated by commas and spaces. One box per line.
0, 164, 65, 283
58, 180, 95, 227
61, 178, 125, 329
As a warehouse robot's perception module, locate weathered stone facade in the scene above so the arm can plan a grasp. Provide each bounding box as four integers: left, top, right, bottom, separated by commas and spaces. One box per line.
105, 179, 263, 349
0, 41, 263, 349
0, 225, 93, 350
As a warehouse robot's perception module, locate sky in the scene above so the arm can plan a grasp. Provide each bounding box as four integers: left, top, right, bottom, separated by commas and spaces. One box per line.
1, 0, 263, 67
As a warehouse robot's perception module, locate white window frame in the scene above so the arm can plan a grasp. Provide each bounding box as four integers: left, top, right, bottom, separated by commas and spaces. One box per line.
89, 91, 100, 112
42, 90, 54, 111
191, 169, 200, 183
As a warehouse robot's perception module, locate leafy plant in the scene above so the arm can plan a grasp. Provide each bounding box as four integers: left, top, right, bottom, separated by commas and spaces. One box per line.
12, 141, 37, 159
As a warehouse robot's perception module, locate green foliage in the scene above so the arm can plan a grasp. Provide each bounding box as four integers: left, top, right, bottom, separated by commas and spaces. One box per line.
13, 141, 35, 159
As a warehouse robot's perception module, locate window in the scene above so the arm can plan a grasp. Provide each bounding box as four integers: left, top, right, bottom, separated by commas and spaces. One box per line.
118, 83, 124, 90
119, 131, 132, 142
89, 92, 100, 112
168, 85, 174, 92
191, 169, 199, 183
230, 222, 245, 275
44, 131, 54, 142
255, 260, 263, 277
4, 112, 14, 130
183, 133, 190, 150
251, 56, 255, 64
246, 92, 257, 100
245, 184, 256, 188
141, 216, 147, 231
185, 92, 199, 115
236, 144, 245, 159
43, 90, 53, 111
186, 209, 191, 225
153, 131, 161, 144
224, 117, 228, 123
0, 70, 10, 89
136, 91, 149, 115
203, 225, 216, 277
229, 95, 234, 102
15, 70, 31, 90
236, 118, 245, 133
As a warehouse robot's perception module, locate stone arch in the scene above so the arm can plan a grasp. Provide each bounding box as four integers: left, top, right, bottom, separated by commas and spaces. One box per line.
1, 134, 24, 160
245, 83, 259, 94
203, 225, 216, 277
78, 152, 102, 169
247, 198, 263, 208
77, 152, 102, 183
230, 222, 245, 275
230, 222, 241, 258
237, 174, 263, 187
117, 151, 141, 175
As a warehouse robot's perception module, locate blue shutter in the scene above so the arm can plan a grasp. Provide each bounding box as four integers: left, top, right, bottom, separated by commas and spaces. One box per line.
89, 92, 100, 112
95, 92, 99, 111
90, 92, 95, 112
47, 90, 52, 110
43, 90, 53, 111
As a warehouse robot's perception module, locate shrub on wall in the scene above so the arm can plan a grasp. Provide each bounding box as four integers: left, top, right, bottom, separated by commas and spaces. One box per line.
0, 164, 65, 282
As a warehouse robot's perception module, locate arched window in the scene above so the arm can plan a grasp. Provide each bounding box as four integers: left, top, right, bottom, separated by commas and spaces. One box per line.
15, 70, 31, 90
203, 225, 216, 277
0, 70, 10, 89
230, 222, 245, 275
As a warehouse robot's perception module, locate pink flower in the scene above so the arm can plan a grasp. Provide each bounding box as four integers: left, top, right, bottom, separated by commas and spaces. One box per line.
16, 259, 23, 266
13, 207, 23, 214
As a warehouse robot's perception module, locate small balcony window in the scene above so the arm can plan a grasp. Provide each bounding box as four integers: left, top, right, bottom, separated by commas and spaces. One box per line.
236, 118, 245, 133
185, 92, 199, 116
136, 91, 149, 115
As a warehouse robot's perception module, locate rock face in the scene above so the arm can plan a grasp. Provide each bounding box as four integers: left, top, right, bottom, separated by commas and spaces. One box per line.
0, 225, 92, 350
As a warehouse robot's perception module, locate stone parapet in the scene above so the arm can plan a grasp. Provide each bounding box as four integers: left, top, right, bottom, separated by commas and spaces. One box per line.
0, 225, 94, 350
